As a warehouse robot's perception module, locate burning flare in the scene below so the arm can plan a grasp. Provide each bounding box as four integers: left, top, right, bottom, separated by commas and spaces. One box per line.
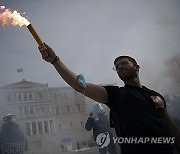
0, 5, 29, 27
0, 5, 46, 48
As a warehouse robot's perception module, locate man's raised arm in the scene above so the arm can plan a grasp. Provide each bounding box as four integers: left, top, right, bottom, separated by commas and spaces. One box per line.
38, 43, 108, 104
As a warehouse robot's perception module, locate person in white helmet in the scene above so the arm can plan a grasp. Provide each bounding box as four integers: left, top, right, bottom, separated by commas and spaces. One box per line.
85, 104, 117, 154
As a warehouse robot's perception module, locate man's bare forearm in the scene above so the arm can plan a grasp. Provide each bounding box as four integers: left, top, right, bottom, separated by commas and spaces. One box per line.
53, 59, 85, 93
52, 59, 108, 104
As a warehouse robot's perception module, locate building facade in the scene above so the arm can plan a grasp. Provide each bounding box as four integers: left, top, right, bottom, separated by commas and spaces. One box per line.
0, 79, 95, 154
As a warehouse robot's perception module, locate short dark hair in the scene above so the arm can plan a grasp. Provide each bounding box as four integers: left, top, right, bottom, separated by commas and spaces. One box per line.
114, 56, 137, 65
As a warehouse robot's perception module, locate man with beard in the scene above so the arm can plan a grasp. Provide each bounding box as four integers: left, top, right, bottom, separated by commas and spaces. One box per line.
38, 44, 180, 154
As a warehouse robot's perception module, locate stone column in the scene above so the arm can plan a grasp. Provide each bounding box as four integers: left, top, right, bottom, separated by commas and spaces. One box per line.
48, 120, 51, 133
36, 122, 39, 135
42, 121, 45, 134
53, 120, 56, 132
29, 122, 33, 136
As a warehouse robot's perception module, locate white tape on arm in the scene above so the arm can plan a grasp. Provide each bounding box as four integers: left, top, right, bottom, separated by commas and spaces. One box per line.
77, 74, 86, 94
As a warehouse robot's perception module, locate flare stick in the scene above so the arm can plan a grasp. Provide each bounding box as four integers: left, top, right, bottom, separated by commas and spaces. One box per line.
27, 24, 46, 49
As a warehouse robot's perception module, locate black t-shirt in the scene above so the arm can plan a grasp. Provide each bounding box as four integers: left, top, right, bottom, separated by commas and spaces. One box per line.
104, 84, 174, 154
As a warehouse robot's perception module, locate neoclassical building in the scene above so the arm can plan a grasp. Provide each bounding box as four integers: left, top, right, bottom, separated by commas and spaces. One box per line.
0, 79, 95, 154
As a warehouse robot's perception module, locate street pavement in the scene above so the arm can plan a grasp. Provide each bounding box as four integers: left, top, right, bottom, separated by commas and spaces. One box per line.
62, 144, 121, 154
62, 146, 100, 154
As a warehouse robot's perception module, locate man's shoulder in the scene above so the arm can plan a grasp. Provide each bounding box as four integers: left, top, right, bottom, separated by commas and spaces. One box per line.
103, 85, 126, 106
142, 86, 167, 108
142, 86, 162, 96
103, 85, 125, 90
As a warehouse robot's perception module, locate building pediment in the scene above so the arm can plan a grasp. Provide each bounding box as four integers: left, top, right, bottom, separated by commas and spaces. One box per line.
2, 79, 48, 89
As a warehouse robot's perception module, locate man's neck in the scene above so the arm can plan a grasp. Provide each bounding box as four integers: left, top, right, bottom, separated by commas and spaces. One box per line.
124, 77, 142, 88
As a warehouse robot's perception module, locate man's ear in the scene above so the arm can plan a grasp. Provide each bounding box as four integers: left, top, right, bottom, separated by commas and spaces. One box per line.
135, 64, 140, 71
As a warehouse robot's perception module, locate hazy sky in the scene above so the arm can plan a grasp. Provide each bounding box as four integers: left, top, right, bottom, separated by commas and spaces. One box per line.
0, 0, 180, 95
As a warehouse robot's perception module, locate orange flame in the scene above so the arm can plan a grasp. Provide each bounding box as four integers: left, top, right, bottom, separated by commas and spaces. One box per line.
0, 5, 46, 49
0, 5, 30, 27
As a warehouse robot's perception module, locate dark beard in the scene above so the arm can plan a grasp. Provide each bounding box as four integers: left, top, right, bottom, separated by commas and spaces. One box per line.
119, 67, 137, 82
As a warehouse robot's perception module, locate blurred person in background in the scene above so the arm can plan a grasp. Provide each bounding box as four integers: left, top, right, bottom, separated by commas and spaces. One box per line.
85, 103, 117, 154
76, 142, 81, 152
0, 114, 27, 154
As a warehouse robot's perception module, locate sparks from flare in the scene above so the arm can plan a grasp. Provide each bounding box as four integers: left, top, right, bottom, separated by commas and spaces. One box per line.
0, 5, 46, 48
